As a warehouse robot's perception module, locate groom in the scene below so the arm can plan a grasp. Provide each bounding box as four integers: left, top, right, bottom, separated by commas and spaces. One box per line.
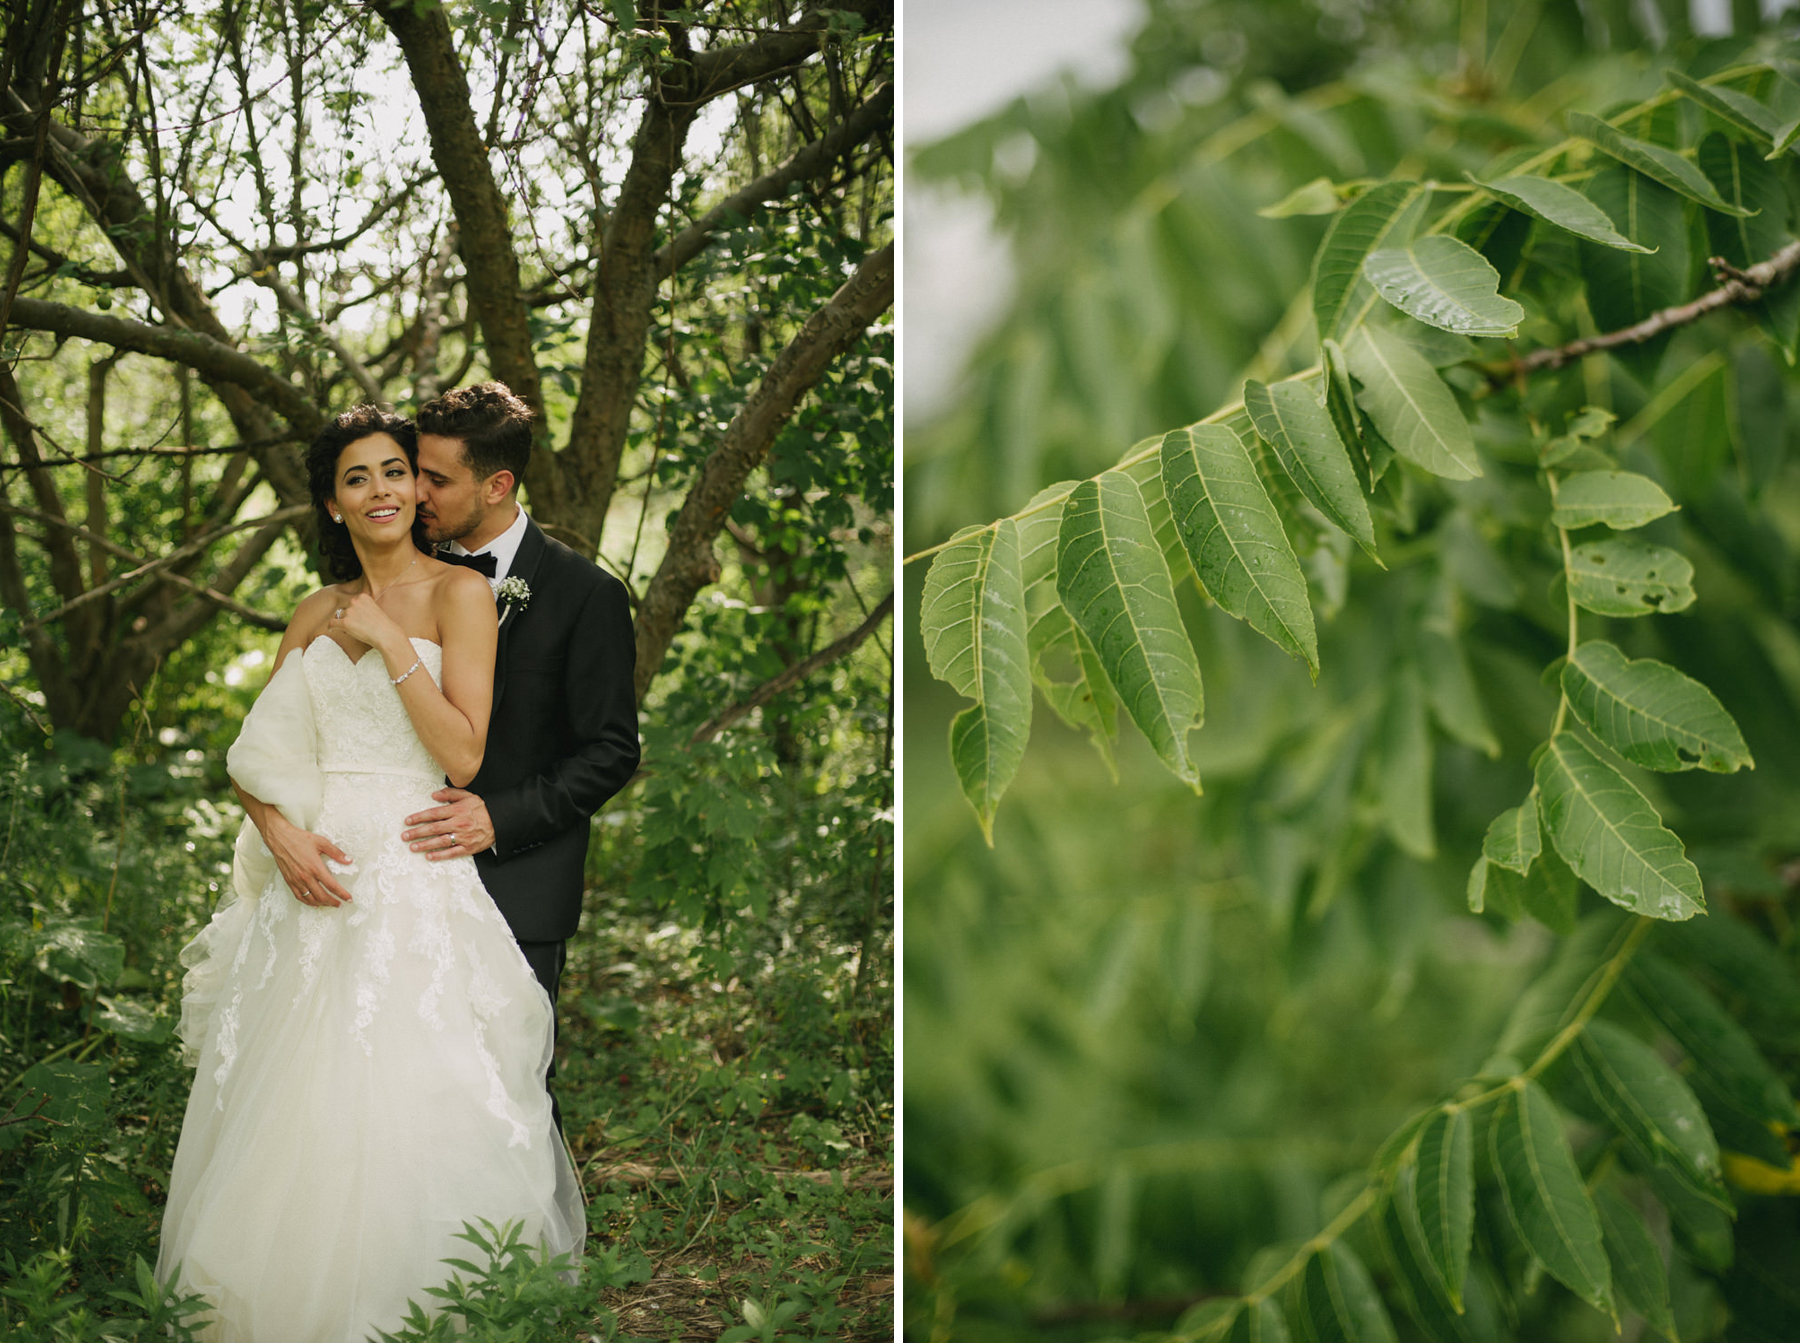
401, 382, 640, 1095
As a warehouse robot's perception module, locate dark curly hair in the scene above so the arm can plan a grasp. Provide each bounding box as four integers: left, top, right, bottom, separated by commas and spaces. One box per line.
304, 405, 430, 582
415, 381, 533, 488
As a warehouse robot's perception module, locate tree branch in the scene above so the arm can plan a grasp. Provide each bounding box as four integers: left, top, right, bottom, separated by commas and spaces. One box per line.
1487, 243, 1800, 382
634, 240, 892, 697
654, 82, 890, 276
690, 590, 892, 744
5, 296, 320, 430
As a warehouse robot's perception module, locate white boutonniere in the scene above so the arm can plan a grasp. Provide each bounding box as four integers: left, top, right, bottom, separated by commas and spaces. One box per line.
495, 576, 532, 612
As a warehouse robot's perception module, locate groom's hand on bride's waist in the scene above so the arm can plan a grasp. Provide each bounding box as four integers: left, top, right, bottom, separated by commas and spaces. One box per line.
262, 811, 356, 907
403, 788, 495, 861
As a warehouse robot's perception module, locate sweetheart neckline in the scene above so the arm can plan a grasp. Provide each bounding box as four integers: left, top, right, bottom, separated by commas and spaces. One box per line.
304, 634, 442, 669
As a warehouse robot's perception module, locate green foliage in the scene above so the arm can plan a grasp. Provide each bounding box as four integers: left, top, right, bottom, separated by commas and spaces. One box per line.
906, 2, 1800, 1339
373, 1220, 588, 1342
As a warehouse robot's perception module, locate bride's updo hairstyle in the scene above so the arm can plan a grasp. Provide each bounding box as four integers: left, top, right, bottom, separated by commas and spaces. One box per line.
306, 405, 430, 581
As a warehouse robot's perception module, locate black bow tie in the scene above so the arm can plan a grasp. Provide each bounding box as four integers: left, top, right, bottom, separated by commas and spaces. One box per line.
439, 550, 497, 577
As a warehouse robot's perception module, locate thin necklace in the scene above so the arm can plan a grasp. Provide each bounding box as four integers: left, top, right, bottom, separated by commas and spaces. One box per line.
365, 553, 418, 602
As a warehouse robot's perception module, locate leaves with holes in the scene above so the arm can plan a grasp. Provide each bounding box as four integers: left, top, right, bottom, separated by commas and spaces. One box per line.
1244, 377, 1379, 561
1312, 181, 1420, 342
1594, 1187, 1678, 1341
921, 522, 1032, 841
1404, 1108, 1474, 1309
1535, 733, 1704, 921
1362, 236, 1524, 337
1161, 424, 1318, 673
1666, 70, 1784, 143
1562, 641, 1752, 773
1566, 539, 1695, 616
1490, 1079, 1613, 1313
1551, 471, 1677, 530
1468, 173, 1651, 252
1056, 471, 1205, 788
1573, 1018, 1723, 1199
1290, 1243, 1398, 1343
1347, 324, 1481, 480
1568, 111, 1754, 216
1482, 800, 1540, 874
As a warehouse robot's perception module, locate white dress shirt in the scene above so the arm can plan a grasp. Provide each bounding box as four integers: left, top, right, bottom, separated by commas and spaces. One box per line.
444, 505, 529, 590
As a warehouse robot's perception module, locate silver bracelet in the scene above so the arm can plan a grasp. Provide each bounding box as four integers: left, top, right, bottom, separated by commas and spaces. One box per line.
391, 657, 423, 686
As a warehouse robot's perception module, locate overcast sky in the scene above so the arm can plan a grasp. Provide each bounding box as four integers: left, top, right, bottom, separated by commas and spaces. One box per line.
903, 0, 1144, 420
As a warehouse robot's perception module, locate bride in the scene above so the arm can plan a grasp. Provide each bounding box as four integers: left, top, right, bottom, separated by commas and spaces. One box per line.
157, 406, 584, 1341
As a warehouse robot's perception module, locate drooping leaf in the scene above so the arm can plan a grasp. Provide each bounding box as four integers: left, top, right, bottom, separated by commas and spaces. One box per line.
1566, 539, 1696, 616
1290, 1243, 1399, 1343
1574, 1018, 1724, 1199
922, 522, 1033, 840
1312, 181, 1421, 342
1648, 1165, 1735, 1271
1594, 1186, 1678, 1341
1419, 616, 1498, 757
1561, 641, 1753, 773
33, 920, 125, 991
1056, 471, 1205, 788
1482, 799, 1540, 875
1375, 1182, 1486, 1343
1489, 1079, 1614, 1313
1771, 111, 1800, 157
1666, 70, 1784, 143
1405, 1108, 1474, 1309
1347, 324, 1482, 480
1243, 378, 1380, 560
1624, 952, 1798, 1134
1261, 176, 1343, 218
1550, 471, 1677, 530
1665, 912, 1800, 1057
1534, 732, 1705, 921
1362, 235, 1524, 337
1320, 337, 1375, 491
1161, 424, 1318, 672
1228, 1297, 1291, 1343
1021, 484, 1121, 773
1569, 111, 1754, 216
1468, 173, 1652, 252
1485, 840, 1581, 934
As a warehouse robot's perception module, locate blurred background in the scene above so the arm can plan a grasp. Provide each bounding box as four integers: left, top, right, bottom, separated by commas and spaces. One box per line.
902, 0, 1800, 1338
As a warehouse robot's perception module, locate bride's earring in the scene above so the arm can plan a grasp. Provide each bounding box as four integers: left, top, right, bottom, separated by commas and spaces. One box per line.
329, 509, 341, 523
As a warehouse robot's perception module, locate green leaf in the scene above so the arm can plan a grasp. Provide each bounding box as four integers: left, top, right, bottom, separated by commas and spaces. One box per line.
1666, 70, 1784, 143
1178, 1299, 1246, 1342
1482, 800, 1540, 875
1022, 485, 1121, 774
1578, 168, 1690, 380
1466, 856, 1490, 914
1624, 952, 1797, 1134
1228, 1298, 1291, 1343
1562, 641, 1753, 774
1057, 471, 1205, 788
1534, 732, 1705, 921
1594, 1186, 1678, 1340
1378, 666, 1434, 860
1243, 378, 1380, 561
922, 522, 1033, 840
1468, 173, 1652, 252
33, 920, 125, 991
1405, 1108, 1474, 1309
1373, 1184, 1488, 1343
1550, 471, 1677, 530
1260, 176, 1343, 218
1490, 1079, 1613, 1313
1419, 620, 1498, 757
1362, 236, 1524, 337
1566, 539, 1695, 616
1771, 111, 1800, 158
1290, 1243, 1398, 1343
1568, 111, 1754, 216
1484, 841, 1580, 934
1312, 181, 1421, 342
1321, 337, 1375, 491
92, 995, 169, 1042
1161, 424, 1318, 673
1574, 1018, 1724, 1198
1347, 324, 1482, 480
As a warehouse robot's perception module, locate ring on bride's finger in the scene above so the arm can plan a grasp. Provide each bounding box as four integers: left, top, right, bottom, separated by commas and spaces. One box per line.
334, 608, 344, 619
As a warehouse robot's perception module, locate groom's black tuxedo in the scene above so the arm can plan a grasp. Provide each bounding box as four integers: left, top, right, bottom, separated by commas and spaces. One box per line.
468, 516, 639, 944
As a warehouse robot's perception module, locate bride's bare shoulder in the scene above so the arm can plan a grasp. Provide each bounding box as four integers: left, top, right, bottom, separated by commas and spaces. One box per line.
272, 586, 350, 668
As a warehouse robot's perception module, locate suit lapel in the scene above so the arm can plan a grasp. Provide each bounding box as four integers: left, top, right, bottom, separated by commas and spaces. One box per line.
492, 515, 548, 709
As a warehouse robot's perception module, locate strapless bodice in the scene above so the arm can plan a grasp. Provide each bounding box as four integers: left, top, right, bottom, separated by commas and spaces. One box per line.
303, 636, 444, 782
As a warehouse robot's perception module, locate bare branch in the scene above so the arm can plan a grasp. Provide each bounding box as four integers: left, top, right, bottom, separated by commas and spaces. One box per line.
690, 590, 892, 744
242, 258, 385, 403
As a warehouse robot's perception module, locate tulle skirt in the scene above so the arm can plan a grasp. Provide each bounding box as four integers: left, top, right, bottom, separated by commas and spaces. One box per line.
157, 767, 583, 1342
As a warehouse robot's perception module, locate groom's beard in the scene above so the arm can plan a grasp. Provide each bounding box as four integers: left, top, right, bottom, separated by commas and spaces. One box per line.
418, 501, 484, 548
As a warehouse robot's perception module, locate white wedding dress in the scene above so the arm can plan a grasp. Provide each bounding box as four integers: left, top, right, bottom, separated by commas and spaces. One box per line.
157, 637, 584, 1342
